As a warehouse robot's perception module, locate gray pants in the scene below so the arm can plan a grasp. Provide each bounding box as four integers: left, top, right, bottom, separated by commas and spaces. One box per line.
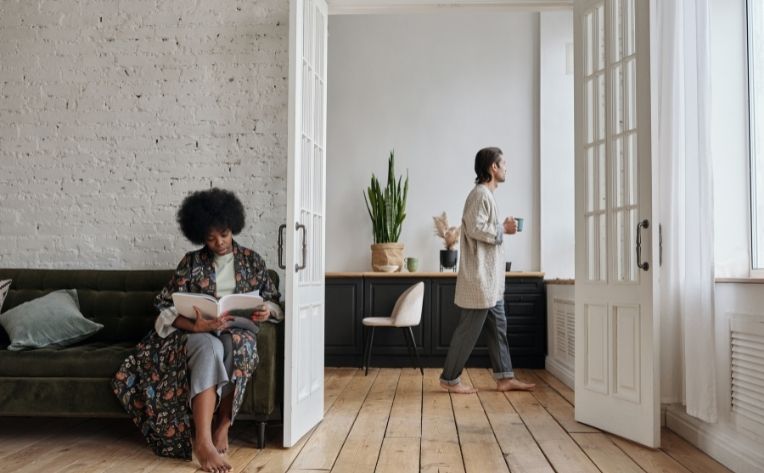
440, 301, 514, 385
186, 332, 235, 405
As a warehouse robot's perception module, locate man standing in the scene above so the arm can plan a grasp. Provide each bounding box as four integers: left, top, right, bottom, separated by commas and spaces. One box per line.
440, 147, 535, 394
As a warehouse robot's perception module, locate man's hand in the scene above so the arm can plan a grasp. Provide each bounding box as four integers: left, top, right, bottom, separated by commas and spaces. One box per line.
192, 306, 233, 332
251, 304, 270, 322
503, 217, 517, 235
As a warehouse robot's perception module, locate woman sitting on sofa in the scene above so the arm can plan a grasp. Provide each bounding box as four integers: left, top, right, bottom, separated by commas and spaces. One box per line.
113, 188, 282, 473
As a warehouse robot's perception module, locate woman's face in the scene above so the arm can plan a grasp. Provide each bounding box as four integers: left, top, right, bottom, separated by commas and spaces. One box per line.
205, 228, 233, 256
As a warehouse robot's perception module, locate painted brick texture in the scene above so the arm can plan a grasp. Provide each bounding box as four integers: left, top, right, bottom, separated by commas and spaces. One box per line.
0, 0, 288, 272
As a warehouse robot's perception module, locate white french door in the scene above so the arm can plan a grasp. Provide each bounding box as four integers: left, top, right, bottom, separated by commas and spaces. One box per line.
573, 0, 660, 447
284, 0, 328, 448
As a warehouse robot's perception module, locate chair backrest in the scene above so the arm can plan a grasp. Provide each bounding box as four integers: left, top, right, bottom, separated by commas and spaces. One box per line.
391, 282, 425, 327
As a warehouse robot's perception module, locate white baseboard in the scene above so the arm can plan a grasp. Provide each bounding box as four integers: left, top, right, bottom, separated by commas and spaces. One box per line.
544, 356, 574, 388
665, 405, 764, 473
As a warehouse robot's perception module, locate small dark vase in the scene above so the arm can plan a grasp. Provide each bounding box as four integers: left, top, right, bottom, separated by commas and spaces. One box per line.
439, 249, 458, 271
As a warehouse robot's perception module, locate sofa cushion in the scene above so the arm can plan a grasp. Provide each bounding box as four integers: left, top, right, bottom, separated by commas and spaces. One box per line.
0, 342, 135, 378
0, 290, 104, 351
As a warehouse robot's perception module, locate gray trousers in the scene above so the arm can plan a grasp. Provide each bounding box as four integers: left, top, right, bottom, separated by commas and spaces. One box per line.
186, 332, 235, 405
440, 301, 514, 385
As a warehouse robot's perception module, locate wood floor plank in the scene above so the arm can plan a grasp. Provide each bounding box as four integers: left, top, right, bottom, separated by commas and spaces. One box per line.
506, 390, 599, 473
420, 368, 464, 473
452, 370, 509, 473
0, 417, 60, 461
609, 434, 692, 473
330, 369, 401, 473
375, 436, 420, 473
532, 370, 575, 405
570, 433, 645, 473
517, 369, 598, 433
660, 429, 733, 473
289, 369, 379, 471
467, 368, 553, 473
385, 368, 422, 438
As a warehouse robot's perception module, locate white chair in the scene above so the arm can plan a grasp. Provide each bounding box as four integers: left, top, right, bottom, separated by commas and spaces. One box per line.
362, 282, 425, 376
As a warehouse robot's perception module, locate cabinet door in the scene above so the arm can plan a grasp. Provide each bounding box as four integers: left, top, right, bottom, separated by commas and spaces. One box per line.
431, 279, 488, 356
364, 278, 429, 355
324, 278, 363, 357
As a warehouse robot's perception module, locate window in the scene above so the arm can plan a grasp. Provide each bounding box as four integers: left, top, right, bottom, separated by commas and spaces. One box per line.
748, 0, 764, 269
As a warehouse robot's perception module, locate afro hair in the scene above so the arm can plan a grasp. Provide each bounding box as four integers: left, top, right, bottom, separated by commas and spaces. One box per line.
177, 188, 246, 245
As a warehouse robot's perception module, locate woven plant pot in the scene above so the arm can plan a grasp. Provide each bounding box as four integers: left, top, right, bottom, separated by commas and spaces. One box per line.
370, 243, 405, 272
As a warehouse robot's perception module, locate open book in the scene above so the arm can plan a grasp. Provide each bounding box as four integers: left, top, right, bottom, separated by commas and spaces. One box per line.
172, 292, 265, 320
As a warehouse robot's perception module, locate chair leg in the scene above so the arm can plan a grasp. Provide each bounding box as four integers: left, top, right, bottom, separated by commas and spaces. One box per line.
361, 326, 368, 370
402, 327, 415, 364
365, 327, 375, 376
406, 327, 424, 375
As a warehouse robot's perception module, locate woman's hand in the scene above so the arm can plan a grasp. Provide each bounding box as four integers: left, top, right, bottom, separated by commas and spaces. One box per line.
250, 304, 270, 322
192, 306, 234, 332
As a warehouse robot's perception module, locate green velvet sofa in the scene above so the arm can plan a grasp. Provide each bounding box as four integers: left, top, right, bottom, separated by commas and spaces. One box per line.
0, 268, 283, 449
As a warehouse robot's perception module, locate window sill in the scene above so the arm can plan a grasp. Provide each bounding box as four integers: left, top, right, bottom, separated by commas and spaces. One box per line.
715, 277, 764, 284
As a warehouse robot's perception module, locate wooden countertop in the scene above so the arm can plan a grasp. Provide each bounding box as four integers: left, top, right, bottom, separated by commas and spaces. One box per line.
325, 271, 545, 278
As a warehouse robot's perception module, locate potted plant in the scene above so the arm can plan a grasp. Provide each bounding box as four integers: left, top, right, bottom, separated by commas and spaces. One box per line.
433, 212, 460, 271
363, 150, 409, 271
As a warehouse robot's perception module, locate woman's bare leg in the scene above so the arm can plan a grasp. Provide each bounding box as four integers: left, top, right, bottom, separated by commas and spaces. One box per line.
192, 387, 231, 473
212, 390, 234, 453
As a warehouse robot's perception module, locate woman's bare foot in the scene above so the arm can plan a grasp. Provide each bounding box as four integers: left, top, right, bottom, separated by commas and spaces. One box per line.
212, 418, 231, 453
194, 441, 232, 472
496, 378, 536, 392
440, 381, 478, 394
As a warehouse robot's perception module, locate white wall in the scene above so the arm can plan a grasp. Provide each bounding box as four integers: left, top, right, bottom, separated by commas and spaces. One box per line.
540, 11, 574, 279
0, 0, 288, 271
326, 12, 540, 272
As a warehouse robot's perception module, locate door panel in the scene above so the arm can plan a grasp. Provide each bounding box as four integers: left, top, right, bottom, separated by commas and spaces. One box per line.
574, 0, 659, 448
284, 0, 328, 448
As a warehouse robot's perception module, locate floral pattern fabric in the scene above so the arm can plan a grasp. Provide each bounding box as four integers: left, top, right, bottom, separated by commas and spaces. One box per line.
112, 241, 277, 459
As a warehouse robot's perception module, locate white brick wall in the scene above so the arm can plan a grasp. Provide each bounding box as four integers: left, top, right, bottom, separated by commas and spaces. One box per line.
0, 0, 289, 274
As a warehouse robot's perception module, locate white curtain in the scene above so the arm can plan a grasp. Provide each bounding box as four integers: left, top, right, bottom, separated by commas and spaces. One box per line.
652, 0, 718, 423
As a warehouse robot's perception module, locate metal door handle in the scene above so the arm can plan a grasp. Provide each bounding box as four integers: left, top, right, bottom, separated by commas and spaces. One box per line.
277, 224, 286, 269
636, 219, 650, 271
295, 222, 307, 272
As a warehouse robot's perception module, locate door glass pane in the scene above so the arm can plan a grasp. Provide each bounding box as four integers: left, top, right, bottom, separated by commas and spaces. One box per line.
616, 210, 625, 280
613, 0, 622, 62
628, 133, 638, 205
598, 142, 606, 210
625, 0, 635, 56
599, 213, 607, 281
588, 216, 596, 280
614, 63, 623, 134
587, 146, 595, 211
587, 12, 593, 76
598, 73, 606, 140
626, 58, 636, 130
597, 4, 605, 71
587, 78, 595, 143
629, 208, 638, 281
615, 137, 624, 207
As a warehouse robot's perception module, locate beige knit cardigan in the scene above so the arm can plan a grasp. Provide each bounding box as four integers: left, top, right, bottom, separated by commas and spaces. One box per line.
454, 184, 505, 309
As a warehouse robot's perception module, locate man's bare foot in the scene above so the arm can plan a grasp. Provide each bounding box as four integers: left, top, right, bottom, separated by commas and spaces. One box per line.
440, 381, 478, 394
194, 441, 232, 472
496, 378, 536, 392
212, 418, 231, 453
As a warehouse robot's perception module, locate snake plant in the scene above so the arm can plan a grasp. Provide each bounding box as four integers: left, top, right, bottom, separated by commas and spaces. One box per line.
363, 150, 409, 243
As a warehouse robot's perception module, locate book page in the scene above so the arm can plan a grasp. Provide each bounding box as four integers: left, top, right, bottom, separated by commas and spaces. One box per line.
172, 293, 220, 319
219, 293, 264, 314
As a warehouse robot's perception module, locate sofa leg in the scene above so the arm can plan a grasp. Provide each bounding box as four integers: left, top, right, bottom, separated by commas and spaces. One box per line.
256, 421, 267, 449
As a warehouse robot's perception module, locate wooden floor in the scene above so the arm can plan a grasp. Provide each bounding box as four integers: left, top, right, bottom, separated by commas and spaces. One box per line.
0, 368, 733, 473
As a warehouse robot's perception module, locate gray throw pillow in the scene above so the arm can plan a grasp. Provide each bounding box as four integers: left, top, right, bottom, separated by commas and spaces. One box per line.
0, 289, 103, 351
0, 279, 10, 312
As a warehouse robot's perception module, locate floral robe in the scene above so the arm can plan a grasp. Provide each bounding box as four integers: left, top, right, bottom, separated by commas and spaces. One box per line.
112, 241, 280, 459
